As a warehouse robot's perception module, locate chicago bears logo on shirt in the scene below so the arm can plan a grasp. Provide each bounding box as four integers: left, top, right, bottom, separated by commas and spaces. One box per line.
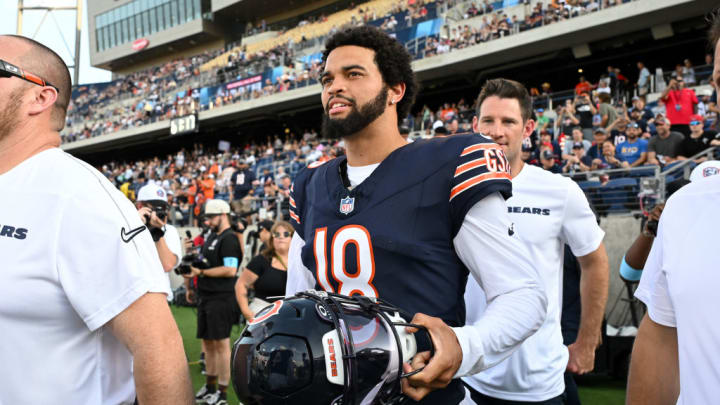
703, 167, 719, 178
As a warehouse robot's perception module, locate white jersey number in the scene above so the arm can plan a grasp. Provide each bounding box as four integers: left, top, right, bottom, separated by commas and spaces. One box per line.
313, 225, 378, 297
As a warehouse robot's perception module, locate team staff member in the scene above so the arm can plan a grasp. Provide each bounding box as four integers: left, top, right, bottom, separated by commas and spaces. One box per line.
463, 79, 609, 404
235, 221, 293, 321
0, 35, 192, 404
286, 26, 546, 403
184, 199, 242, 405
136, 183, 183, 300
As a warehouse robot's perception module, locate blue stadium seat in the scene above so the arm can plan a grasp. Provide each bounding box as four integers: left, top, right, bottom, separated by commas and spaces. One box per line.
600, 178, 638, 213
578, 180, 601, 190
627, 167, 657, 177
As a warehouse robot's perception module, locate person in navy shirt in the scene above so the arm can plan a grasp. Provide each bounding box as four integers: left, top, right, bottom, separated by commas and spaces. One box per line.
284, 27, 546, 404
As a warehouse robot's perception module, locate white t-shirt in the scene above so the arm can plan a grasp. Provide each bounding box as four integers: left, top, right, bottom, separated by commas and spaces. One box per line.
286, 163, 548, 382
635, 175, 720, 405
163, 223, 183, 299
463, 164, 604, 401
0, 148, 169, 404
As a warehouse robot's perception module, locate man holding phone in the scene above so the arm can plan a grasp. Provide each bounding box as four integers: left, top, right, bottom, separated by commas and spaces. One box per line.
574, 92, 597, 141
660, 76, 698, 137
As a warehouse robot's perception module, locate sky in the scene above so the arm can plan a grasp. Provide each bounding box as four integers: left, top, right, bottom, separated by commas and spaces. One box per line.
0, 0, 112, 85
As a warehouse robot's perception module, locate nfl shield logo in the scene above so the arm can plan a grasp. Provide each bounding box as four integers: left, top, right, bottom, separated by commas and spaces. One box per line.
339, 196, 355, 215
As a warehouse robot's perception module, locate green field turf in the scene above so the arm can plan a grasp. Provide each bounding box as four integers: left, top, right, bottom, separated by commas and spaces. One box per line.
171, 305, 626, 405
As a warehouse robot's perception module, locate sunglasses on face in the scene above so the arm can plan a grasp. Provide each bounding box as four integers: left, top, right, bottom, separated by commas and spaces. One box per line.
273, 231, 291, 238
0, 59, 59, 93
690, 120, 702, 126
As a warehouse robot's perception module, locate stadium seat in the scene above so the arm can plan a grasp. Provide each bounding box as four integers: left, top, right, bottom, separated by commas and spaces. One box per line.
600, 178, 638, 213
626, 167, 657, 178
577, 180, 601, 190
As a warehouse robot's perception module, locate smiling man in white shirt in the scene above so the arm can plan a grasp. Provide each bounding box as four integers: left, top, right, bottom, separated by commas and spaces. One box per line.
463, 78, 609, 404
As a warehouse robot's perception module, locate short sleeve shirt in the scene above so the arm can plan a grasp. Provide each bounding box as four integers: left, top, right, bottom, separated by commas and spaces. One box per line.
246, 254, 288, 300
635, 176, 720, 404
0, 149, 168, 404
648, 132, 685, 159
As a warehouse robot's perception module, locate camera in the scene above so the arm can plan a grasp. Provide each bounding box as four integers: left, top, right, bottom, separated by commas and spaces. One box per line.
174, 253, 210, 275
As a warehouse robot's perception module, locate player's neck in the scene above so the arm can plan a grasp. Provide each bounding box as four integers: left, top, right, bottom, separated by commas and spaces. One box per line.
343, 118, 406, 166
0, 126, 59, 175
510, 158, 525, 179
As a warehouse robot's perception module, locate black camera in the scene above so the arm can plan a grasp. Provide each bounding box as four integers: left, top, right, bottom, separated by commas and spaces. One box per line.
174, 253, 210, 275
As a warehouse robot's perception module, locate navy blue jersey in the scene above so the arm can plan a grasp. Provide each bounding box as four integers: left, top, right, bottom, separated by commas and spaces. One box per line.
289, 134, 511, 404
289, 134, 511, 324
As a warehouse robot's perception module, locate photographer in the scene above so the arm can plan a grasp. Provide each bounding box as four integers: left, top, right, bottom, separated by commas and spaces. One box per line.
182, 199, 242, 405
660, 76, 698, 137
136, 184, 182, 300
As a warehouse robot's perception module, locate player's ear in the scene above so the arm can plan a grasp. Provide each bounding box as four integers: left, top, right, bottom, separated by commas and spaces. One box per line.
388, 82, 405, 106
472, 116, 479, 133
523, 118, 535, 139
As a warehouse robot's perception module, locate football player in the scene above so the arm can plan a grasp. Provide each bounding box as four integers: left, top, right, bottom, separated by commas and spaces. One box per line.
285, 26, 547, 404
463, 79, 609, 404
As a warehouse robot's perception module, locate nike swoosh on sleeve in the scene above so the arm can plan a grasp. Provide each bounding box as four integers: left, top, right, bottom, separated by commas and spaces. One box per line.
121, 226, 147, 243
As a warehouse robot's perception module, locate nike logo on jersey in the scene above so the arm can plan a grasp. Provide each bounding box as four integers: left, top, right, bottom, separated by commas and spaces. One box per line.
0, 225, 28, 240
508, 223, 515, 236
121, 225, 147, 243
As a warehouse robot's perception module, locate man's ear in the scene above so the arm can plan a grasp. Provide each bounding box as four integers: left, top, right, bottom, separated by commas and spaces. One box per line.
388, 82, 406, 106
523, 119, 536, 139
472, 115, 479, 133
27, 86, 58, 117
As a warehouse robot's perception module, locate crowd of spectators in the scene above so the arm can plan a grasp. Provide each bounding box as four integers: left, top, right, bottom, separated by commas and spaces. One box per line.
60, 0, 642, 145
101, 129, 343, 227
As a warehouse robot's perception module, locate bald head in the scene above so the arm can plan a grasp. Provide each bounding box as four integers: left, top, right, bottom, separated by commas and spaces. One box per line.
0, 35, 71, 131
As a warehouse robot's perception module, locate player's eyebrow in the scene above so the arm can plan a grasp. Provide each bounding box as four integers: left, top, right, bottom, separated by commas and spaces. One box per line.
321, 64, 368, 80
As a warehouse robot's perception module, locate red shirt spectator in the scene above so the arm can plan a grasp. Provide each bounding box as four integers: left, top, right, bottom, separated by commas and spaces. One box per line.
661, 77, 698, 127
574, 76, 592, 95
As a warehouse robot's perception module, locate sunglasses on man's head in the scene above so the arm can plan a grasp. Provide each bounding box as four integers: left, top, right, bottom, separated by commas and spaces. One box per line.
273, 231, 291, 238
0, 59, 59, 93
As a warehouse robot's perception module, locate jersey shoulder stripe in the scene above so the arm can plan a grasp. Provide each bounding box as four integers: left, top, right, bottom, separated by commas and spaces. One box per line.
450, 171, 511, 201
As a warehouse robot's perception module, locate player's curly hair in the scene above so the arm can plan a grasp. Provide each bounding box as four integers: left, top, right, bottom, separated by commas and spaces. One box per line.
322, 26, 418, 123
707, 8, 720, 52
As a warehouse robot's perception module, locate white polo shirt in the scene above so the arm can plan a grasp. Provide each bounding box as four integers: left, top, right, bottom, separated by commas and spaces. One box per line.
0, 148, 169, 404
463, 164, 604, 401
635, 175, 720, 405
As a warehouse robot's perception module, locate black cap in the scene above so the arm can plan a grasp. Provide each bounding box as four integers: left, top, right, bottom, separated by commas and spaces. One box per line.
258, 220, 274, 232
572, 142, 584, 149
541, 149, 554, 160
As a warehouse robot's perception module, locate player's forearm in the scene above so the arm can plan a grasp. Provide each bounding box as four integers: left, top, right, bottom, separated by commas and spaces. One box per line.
155, 239, 179, 272
576, 245, 609, 346
204, 266, 237, 277
626, 314, 679, 405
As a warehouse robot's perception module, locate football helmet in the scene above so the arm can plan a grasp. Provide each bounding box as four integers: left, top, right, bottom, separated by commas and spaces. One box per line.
231, 290, 434, 405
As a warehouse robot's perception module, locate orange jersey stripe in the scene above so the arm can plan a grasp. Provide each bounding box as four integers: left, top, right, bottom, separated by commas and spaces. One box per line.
454, 158, 488, 177
289, 197, 296, 208
449, 172, 511, 201
460, 143, 499, 157
289, 210, 301, 224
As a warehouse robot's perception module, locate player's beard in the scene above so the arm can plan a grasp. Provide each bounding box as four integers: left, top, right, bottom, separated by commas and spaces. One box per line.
322, 85, 388, 140
0, 89, 25, 142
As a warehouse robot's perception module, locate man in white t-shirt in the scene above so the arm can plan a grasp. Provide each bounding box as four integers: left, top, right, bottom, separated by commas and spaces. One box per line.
626, 22, 720, 404
136, 183, 183, 301
0, 35, 192, 404
463, 78, 609, 404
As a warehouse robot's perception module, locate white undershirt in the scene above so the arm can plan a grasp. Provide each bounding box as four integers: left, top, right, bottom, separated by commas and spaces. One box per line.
286, 163, 547, 378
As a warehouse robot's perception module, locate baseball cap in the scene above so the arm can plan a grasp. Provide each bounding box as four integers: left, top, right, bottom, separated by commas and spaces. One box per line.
258, 219, 274, 232
627, 121, 640, 129
572, 142, 585, 149
432, 120, 444, 130
689, 114, 704, 125
594, 128, 606, 134
205, 199, 230, 215
521, 144, 533, 152
541, 149, 554, 160
137, 184, 167, 203
690, 160, 720, 182
537, 108, 544, 113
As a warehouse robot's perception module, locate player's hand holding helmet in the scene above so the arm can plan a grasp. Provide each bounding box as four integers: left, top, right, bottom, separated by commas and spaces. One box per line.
231, 290, 434, 405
